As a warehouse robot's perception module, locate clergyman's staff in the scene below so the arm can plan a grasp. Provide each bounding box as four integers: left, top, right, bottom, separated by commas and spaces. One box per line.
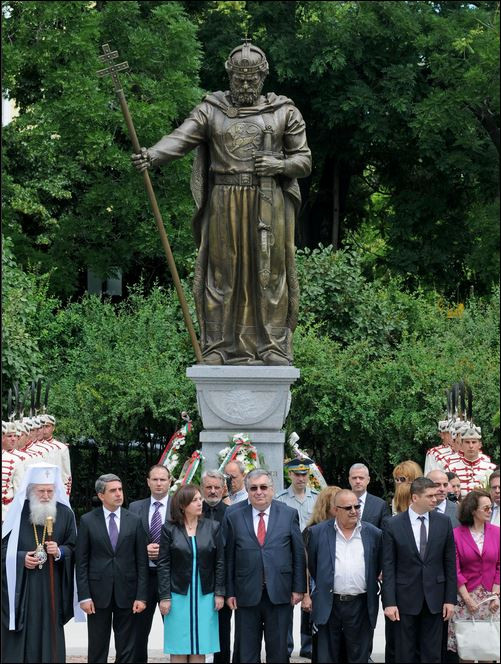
97, 43, 203, 364
45, 516, 57, 663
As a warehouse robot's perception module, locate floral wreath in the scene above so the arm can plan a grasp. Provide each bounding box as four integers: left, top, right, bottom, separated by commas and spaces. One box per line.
158, 412, 192, 477
217, 432, 260, 474
170, 449, 205, 495
285, 432, 327, 492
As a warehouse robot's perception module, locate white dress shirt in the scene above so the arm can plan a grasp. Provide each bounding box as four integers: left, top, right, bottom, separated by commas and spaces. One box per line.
103, 505, 121, 535
435, 500, 446, 514
333, 521, 367, 595
252, 506, 270, 537
408, 506, 429, 553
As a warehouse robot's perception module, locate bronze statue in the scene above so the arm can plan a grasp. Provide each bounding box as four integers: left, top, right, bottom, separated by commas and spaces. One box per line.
132, 40, 311, 366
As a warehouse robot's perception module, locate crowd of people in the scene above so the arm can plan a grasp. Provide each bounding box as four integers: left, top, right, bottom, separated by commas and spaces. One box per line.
1, 410, 500, 663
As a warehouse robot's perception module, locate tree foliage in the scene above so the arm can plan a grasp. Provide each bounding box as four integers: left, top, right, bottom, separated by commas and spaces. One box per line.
2, 0, 202, 297
185, 0, 500, 295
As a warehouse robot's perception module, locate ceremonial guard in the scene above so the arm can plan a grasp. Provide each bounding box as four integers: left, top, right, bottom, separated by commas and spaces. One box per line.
424, 419, 454, 474
31, 414, 72, 496
444, 423, 496, 497
2, 422, 42, 521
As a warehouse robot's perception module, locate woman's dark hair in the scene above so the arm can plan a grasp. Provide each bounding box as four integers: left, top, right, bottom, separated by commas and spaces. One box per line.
457, 489, 491, 526
169, 483, 201, 526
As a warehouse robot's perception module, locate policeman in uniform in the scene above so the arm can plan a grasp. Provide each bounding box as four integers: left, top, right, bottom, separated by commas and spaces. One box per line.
276, 458, 318, 659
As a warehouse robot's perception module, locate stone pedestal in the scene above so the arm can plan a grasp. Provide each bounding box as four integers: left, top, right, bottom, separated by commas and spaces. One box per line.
186, 366, 300, 492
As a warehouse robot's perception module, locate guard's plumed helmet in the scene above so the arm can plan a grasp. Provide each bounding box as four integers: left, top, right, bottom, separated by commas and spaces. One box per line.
225, 40, 269, 76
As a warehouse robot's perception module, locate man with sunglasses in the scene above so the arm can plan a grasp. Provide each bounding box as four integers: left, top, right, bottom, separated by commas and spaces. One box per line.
307, 489, 383, 663
224, 469, 306, 663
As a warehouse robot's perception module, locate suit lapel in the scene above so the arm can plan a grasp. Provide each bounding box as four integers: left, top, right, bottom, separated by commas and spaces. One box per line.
360, 523, 371, 580
141, 499, 150, 539
463, 525, 482, 558
362, 495, 373, 521
266, 501, 279, 544
403, 511, 422, 560
98, 507, 115, 555
243, 504, 260, 546
115, 508, 129, 553
327, 521, 337, 576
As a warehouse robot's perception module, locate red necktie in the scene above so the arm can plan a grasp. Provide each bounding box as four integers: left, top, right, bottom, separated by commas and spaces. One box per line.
257, 512, 266, 546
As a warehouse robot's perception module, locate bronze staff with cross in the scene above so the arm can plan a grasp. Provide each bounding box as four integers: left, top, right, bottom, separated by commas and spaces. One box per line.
97, 43, 202, 363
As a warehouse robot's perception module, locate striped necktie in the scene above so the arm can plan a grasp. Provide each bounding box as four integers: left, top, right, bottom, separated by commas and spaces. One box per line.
149, 501, 163, 544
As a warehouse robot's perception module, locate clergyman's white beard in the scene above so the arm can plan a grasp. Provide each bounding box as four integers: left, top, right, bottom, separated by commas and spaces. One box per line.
29, 495, 57, 526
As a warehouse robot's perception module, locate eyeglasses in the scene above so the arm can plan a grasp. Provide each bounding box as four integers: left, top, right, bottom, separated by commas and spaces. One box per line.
394, 477, 410, 484
478, 506, 492, 513
249, 485, 271, 492
336, 504, 361, 512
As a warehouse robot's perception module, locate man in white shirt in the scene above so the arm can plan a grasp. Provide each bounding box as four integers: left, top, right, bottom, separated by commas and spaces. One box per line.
307, 489, 383, 663
129, 464, 172, 662
224, 460, 248, 504
489, 469, 500, 526
426, 469, 459, 528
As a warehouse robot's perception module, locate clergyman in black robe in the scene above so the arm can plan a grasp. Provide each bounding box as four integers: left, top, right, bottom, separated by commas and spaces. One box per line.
2, 499, 76, 663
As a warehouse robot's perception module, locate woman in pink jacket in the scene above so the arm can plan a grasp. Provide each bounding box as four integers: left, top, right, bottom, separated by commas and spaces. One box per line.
448, 489, 500, 657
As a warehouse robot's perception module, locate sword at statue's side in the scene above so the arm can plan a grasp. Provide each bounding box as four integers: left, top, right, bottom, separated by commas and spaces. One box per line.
97, 43, 203, 364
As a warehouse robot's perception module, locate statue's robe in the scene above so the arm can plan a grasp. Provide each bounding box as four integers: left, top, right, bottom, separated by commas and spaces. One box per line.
1, 501, 76, 663
148, 91, 312, 365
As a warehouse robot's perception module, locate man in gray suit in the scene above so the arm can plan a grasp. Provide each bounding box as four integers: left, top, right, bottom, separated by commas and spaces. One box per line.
427, 469, 459, 528
76, 474, 149, 663
308, 489, 383, 663
225, 469, 306, 663
128, 464, 172, 662
348, 463, 391, 529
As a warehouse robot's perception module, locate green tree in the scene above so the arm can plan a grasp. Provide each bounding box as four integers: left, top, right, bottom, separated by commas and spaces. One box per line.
183, 0, 500, 295
2, 1, 202, 297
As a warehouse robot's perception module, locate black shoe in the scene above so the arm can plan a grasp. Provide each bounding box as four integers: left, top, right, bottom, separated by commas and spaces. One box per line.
299, 651, 312, 659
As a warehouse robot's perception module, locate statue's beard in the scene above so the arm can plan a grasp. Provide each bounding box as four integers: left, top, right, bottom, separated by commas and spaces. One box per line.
229, 79, 264, 107
29, 494, 57, 526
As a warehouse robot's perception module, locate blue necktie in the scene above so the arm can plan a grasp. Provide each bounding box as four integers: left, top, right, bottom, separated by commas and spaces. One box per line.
109, 512, 118, 550
149, 501, 163, 544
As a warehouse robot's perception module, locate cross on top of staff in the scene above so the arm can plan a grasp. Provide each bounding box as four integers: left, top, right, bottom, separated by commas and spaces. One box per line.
97, 43, 129, 91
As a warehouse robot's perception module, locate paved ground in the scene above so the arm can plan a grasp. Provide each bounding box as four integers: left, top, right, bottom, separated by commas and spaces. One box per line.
65, 604, 387, 662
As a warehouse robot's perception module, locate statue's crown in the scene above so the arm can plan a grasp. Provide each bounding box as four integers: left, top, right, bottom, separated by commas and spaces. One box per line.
225, 40, 269, 76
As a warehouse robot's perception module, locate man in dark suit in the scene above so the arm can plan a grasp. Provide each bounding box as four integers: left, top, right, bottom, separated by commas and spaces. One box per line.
76, 473, 149, 663
128, 464, 172, 663
348, 462, 391, 529
308, 489, 383, 663
383, 476, 456, 663
427, 469, 460, 528
201, 469, 232, 663
225, 469, 306, 663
